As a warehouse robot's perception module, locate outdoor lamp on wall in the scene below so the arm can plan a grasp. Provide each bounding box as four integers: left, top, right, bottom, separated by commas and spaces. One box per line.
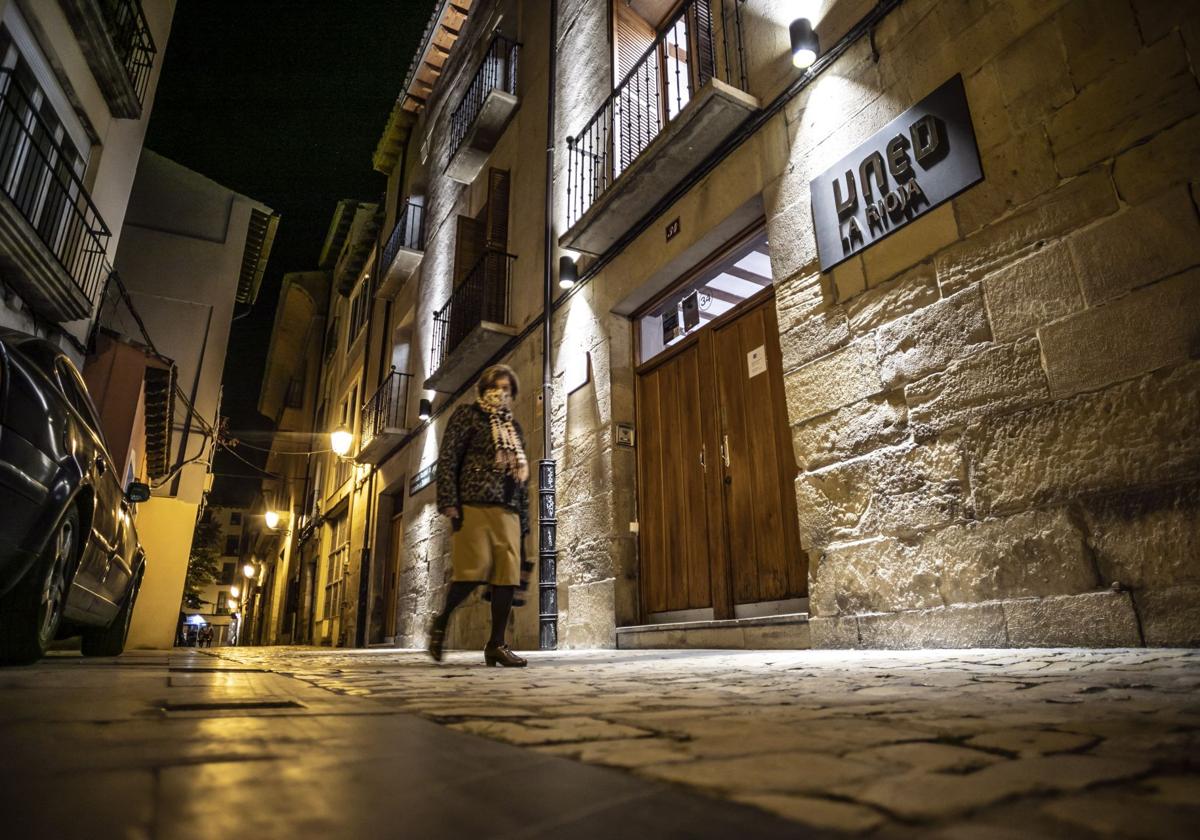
264, 509, 280, 530
229, 585, 240, 598
791, 18, 819, 69
330, 425, 354, 457
243, 563, 256, 579
418, 398, 432, 422
559, 254, 578, 290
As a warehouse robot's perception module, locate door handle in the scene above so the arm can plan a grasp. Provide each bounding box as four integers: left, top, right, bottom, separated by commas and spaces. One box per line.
720, 435, 730, 468
699, 445, 706, 472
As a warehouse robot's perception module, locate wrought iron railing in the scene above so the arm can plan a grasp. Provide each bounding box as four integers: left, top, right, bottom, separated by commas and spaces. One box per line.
382, 198, 425, 271
448, 34, 521, 164
430, 250, 516, 374
361, 369, 413, 451
99, 0, 158, 105
0, 69, 111, 309
565, 0, 747, 228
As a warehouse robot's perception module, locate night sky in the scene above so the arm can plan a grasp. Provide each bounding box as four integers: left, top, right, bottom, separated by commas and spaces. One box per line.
144, 0, 437, 505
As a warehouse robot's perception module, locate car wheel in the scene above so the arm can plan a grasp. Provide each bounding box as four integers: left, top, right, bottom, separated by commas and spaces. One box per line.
81, 569, 141, 657
0, 506, 79, 666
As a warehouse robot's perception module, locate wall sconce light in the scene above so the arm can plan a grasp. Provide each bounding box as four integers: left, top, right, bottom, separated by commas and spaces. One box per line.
559, 254, 578, 290
242, 563, 256, 579
791, 18, 819, 69
264, 509, 280, 529
418, 398, 432, 422
331, 425, 354, 457
229, 585, 240, 598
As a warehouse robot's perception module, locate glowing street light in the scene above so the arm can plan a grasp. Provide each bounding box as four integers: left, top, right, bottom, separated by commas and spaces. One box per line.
243, 563, 256, 579
331, 425, 353, 457
264, 509, 280, 529
229, 585, 240, 598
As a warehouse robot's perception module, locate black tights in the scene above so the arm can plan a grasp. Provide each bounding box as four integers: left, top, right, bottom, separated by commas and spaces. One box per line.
436, 582, 515, 646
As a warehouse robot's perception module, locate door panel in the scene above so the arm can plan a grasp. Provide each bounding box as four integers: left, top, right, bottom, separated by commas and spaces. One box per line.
713, 300, 806, 605
636, 343, 712, 614
385, 511, 403, 639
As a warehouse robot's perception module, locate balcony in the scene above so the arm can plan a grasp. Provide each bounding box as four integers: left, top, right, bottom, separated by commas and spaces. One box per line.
561, 0, 759, 255
445, 35, 521, 184
0, 70, 111, 322
425, 250, 517, 393
59, 0, 157, 119
375, 198, 425, 300
356, 370, 413, 465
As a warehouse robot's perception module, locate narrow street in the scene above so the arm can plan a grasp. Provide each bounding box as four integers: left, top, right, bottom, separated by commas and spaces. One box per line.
2, 646, 1197, 838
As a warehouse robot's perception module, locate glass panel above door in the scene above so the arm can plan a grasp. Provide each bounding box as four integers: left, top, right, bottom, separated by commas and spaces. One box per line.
638, 231, 772, 364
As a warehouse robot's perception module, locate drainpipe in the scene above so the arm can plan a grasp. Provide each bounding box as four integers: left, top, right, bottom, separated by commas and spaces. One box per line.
538, 0, 560, 651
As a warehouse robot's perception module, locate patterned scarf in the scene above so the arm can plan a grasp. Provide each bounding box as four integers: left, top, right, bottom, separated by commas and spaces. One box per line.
477, 388, 529, 482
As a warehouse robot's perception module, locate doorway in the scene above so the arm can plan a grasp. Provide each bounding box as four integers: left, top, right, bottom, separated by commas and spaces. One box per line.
634, 229, 806, 622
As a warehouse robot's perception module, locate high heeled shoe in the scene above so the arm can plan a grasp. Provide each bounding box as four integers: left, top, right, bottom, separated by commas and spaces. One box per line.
484, 642, 527, 667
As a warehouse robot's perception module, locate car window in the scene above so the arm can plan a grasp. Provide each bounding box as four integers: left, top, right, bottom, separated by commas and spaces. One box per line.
55, 359, 105, 441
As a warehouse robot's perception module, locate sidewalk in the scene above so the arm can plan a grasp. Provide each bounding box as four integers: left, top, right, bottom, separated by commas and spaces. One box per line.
209, 646, 1200, 837
0, 649, 811, 839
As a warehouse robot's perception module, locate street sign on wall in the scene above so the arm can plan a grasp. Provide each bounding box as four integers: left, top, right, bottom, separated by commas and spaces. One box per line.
810, 74, 983, 273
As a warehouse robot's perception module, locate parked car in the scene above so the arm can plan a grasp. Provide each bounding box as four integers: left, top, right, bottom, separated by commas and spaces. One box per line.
0, 328, 149, 664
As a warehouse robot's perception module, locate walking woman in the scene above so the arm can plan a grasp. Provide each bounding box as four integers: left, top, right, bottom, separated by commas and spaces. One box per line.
428, 365, 530, 667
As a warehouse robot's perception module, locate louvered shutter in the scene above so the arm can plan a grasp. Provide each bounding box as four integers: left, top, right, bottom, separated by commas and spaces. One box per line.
614, 5, 660, 175
483, 168, 511, 325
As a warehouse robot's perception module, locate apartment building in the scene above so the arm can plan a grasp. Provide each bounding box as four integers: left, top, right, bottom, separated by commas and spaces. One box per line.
266, 0, 1200, 651
0, 0, 173, 355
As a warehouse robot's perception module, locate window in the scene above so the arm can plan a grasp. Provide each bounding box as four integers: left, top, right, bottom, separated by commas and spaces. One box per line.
348, 277, 370, 345
637, 230, 773, 364
55, 359, 104, 439
220, 562, 235, 585
223, 535, 239, 556
0, 12, 92, 249
324, 514, 348, 620
216, 590, 229, 615
230, 512, 242, 525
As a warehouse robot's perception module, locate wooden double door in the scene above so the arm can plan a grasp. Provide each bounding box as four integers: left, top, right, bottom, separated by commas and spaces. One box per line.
636, 293, 806, 619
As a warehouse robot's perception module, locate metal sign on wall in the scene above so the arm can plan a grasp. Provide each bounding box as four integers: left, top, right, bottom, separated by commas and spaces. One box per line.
810, 74, 983, 273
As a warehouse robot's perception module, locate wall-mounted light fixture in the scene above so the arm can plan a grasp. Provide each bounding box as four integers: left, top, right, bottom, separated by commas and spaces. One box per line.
264, 509, 280, 530
242, 562, 256, 579
330, 425, 353, 457
418, 398, 433, 422
791, 18, 819, 69
559, 254, 578, 290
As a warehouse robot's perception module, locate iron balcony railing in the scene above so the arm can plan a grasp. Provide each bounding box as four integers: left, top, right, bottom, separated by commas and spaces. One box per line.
448, 34, 521, 164
431, 250, 516, 374
565, 0, 748, 228
382, 198, 425, 270
361, 369, 413, 451
99, 0, 158, 105
0, 69, 111, 308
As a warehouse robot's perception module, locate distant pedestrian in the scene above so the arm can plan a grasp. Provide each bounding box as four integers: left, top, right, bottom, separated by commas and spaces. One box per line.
429, 365, 531, 667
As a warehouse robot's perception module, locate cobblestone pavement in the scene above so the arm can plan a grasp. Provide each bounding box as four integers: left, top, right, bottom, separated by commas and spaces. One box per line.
210, 646, 1200, 837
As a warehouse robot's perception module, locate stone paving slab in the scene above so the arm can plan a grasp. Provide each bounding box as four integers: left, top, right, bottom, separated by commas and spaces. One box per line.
0, 649, 815, 839
208, 646, 1200, 836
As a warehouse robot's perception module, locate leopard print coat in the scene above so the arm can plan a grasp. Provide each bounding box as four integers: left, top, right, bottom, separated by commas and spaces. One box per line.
436, 403, 531, 535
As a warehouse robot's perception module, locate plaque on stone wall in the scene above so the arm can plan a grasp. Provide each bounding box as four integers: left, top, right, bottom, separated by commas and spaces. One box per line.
810, 74, 983, 272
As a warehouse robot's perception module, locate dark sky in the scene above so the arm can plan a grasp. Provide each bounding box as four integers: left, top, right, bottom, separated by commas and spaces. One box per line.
144, 0, 437, 505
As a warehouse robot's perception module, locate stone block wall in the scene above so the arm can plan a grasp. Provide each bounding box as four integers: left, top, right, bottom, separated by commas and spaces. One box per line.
767, 0, 1200, 647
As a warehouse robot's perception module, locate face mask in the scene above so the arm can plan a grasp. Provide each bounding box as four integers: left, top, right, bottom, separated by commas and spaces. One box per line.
480, 387, 510, 410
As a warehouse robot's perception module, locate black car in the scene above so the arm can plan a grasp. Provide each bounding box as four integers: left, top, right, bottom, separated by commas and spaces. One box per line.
0, 328, 149, 664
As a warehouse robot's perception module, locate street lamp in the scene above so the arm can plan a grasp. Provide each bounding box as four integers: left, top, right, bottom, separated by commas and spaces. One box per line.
243, 562, 256, 579
264, 509, 280, 529
331, 425, 353, 457
229, 584, 240, 598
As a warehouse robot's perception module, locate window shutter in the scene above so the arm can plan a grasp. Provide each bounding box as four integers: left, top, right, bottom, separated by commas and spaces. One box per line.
484, 167, 510, 252
615, 4, 655, 85
453, 213, 484, 287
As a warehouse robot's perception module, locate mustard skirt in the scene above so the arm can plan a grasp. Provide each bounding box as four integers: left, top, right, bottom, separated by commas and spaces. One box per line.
452, 505, 521, 585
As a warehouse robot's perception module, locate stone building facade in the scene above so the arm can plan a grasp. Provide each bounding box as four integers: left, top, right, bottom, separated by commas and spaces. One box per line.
267, 0, 1199, 651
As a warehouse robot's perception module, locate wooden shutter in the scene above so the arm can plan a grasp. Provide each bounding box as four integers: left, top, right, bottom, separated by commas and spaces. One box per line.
484, 167, 510, 251
615, 4, 655, 85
